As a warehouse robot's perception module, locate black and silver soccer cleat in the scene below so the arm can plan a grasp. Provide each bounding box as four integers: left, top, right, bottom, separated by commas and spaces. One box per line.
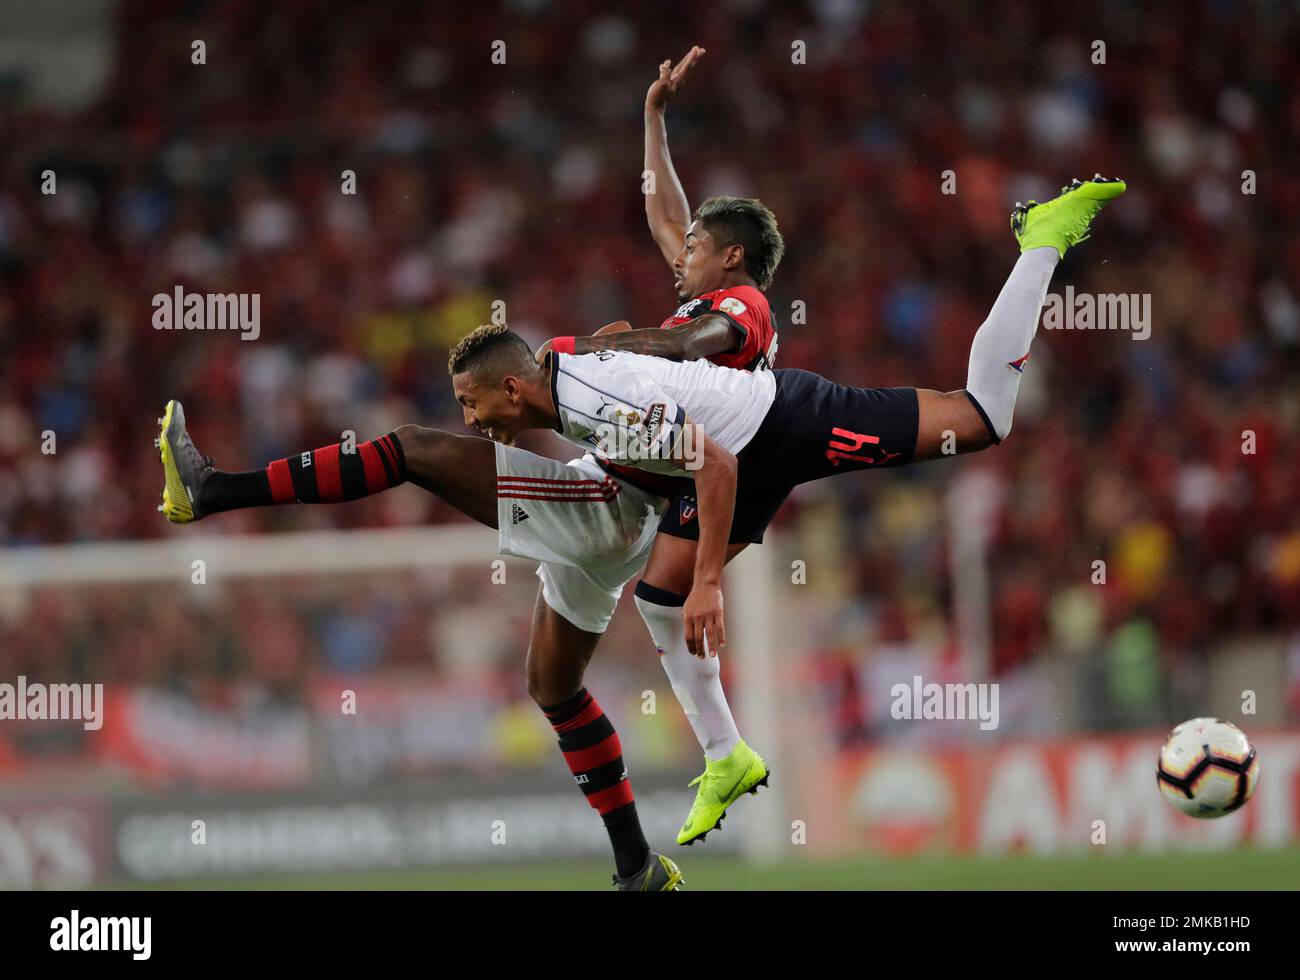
612, 852, 685, 891
157, 399, 215, 523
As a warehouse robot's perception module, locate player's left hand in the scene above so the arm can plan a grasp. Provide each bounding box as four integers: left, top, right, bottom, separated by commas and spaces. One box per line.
646, 45, 705, 114
683, 583, 725, 658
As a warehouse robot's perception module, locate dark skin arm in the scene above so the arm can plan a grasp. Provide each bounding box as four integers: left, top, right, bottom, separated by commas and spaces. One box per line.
645, 47, 704, 267
569, 313, 741, 361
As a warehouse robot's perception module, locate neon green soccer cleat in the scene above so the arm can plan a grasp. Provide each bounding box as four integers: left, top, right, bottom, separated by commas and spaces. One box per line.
613, 852, 685, 891
1011, 174, 1126, 258
156, 399, 214, 523
676, 739, 770, 846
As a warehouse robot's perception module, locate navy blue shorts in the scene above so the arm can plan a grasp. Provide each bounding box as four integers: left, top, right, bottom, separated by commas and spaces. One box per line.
658, 369, 918, 544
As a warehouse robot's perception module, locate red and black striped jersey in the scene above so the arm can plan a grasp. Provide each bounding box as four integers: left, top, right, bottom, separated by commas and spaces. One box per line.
659, 284, 778, 372
596, 285, 778, 496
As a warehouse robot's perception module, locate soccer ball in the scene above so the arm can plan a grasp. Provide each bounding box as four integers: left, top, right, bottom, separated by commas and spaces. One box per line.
1156, 717, 1259, 818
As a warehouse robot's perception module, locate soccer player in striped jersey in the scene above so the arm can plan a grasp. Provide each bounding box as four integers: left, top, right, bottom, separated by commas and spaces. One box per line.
154, 51, 787, 886
537, 173, 1127, 843
157, 170, 1120, 887
152, 52, 788, 885
531, 47, 785, 846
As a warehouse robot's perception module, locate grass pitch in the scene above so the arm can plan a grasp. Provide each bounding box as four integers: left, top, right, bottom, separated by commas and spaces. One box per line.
107, 844, 1300, 890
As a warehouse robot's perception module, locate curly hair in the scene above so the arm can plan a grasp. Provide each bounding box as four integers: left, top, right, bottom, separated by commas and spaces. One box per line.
447, 323, 534, 377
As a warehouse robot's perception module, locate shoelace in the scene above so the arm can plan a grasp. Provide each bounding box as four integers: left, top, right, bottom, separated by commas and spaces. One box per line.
1014, 182, 1100, 244
178, 433, 215, 472
685, 766, 726, 808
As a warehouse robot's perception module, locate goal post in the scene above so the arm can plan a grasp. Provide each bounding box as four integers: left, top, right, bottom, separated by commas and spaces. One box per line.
0, 525, 503, 587
726, 537, 787, 863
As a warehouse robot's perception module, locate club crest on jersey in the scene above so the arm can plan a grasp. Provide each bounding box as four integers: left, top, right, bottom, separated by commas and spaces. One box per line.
612, 406, 641, 427
679, 495, 697, 524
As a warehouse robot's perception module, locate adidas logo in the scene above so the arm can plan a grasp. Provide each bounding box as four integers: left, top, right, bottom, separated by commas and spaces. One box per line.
511, 503, 529, 525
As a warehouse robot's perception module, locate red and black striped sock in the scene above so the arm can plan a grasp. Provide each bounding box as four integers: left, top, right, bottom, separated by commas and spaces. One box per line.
200, 433, 407, 513
543, 687, 649, 879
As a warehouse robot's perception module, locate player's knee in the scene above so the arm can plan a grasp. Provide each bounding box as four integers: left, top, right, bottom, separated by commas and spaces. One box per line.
525, 660, 580, 708
634, 585, 684, 645
922, 390, 999, 456
524, 663, 548, 706
641, 546, 697, 596
524, 654, 549, 705
525, 641, 583, 709
961, 389, 1007, 448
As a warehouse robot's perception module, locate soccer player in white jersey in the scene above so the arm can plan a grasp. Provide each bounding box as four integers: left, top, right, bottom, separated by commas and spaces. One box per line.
155, 324, 751, 892
158, 174, 1123, 889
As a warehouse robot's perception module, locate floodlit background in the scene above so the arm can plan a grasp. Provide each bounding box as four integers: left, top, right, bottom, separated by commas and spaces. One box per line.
1, 0, 1298, 889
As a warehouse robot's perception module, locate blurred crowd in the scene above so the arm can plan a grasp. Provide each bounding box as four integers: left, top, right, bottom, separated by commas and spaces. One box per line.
3, 1, 1300, 731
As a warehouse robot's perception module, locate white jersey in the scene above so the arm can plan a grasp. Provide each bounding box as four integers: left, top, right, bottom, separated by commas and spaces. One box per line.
549, 350, 777, 475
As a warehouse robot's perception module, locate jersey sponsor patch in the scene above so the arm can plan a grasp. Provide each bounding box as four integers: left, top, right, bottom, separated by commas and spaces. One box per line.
641, 402, 666, 447
718, 296, 748, 316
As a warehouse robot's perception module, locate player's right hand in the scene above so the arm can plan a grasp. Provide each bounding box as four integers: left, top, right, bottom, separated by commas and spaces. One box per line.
646, 45, 705, 114
683, 582, 725, 658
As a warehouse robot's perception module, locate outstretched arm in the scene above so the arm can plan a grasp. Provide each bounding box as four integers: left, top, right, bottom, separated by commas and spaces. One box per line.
645, 46, 704, 268
579, 314, 739, 360
537, 313, 742, 364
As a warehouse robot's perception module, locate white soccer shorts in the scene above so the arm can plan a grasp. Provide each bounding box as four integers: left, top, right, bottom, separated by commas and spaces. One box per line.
494, 442, 666, 634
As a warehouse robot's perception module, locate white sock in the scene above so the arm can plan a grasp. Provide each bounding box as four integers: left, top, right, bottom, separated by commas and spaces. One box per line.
634, 591, 741, 762
965, 246, 1059, 441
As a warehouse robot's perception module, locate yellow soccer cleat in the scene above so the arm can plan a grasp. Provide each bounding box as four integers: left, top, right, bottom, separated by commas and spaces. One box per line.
676, 739, 770, 846
156, 399, 214, 523
1011, 174, 1126, 258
